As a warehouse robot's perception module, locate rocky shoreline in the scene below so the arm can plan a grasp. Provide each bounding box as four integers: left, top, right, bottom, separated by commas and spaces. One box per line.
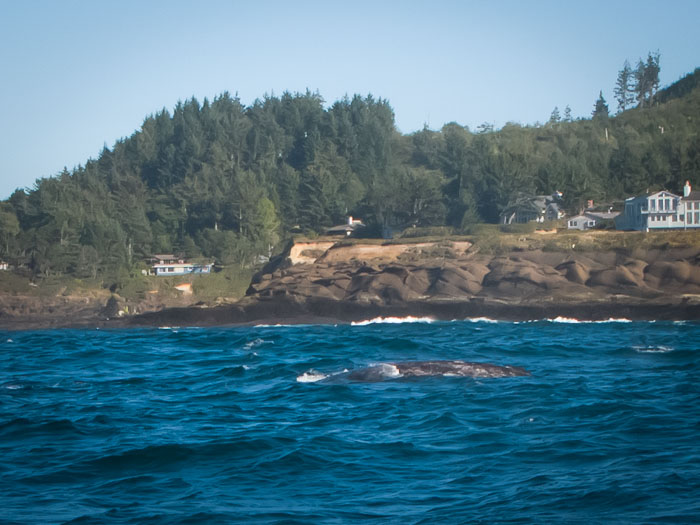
2, 239, 700, 330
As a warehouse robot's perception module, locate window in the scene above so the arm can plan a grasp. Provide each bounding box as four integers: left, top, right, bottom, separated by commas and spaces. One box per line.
687, 212, 692, 224
650, 199, 656, 210
696, 212, 700, 224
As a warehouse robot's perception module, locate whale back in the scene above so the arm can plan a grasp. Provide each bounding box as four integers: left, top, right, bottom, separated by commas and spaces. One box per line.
345, 360, 529, 382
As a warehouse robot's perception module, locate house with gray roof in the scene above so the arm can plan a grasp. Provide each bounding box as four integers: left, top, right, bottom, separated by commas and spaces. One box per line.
615, 181, 700, 231
567, 210, 620, 230
500, 192, 565, 224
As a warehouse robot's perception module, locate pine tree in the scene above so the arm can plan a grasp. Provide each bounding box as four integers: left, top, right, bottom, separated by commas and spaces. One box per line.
592, 91, 609, 119
549, 106, 561, 124
634, 52, 661, 108
614, 60, 635, 112
563, 105, 573, 122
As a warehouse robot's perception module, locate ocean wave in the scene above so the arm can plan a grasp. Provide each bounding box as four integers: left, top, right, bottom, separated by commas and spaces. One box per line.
296, 370, 329, 383
244, 338, 273, 349
632, 345, 674, 353
351, 316, 434, 326
465, 317, 501, 323
296, 367, 351, 383
546, 316, 632, 324
253, 323, 301, 328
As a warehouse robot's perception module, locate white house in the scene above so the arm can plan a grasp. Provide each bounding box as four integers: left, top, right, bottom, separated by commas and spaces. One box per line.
148, 254, 213, 276
615, 181, 700, 231
567, 214, 597, 230
326, 216, 366, 237
681, 180, 700, 227
567, 210, 620, 230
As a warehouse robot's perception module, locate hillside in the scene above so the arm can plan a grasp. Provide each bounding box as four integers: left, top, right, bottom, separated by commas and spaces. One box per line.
0, 65, 699, 288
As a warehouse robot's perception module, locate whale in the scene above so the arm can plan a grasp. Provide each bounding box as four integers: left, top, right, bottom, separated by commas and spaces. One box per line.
344, 360, 530, 382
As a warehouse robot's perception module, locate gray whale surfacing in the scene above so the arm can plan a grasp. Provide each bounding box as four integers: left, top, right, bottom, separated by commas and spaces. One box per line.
345, 360, 529, 382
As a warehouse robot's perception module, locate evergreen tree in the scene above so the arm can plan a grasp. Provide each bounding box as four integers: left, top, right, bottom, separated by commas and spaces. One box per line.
592, 91, 609, 119
634, 51, 661, 107
563, 105, 573, 122
614, 60, 635, 112
549, 107, 561, 124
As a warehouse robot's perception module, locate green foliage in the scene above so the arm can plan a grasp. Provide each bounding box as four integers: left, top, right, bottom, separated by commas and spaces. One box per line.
500, 222, 537, 234
4, 67, 700, 282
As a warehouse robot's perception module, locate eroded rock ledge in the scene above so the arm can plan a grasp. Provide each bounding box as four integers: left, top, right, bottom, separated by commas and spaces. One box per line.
245, 240, 700, 309
120, 239, 700, 326
5, 239, 700, 330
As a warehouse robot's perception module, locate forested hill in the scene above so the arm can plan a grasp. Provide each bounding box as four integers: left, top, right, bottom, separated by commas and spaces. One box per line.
1, 66, 699, 280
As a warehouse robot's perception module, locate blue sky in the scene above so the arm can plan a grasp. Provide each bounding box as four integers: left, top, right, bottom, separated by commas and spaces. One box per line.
1, 0, 699, 199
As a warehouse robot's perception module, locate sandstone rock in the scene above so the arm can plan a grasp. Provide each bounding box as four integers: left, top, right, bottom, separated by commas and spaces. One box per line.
587, 265, 643, 288
556, 260, 590, 284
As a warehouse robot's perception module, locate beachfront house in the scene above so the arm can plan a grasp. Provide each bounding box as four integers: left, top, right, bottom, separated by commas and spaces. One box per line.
567, 214, 597, 230
682, 180, 700, 227
500, 192, 565, 224
326, 216, 366, 237
567, 210, 620, 230
147, 254, 213, 276
615, 182, 700, 231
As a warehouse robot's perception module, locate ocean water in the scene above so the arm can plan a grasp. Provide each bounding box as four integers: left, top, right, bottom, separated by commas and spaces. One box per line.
1, 318, 699, 524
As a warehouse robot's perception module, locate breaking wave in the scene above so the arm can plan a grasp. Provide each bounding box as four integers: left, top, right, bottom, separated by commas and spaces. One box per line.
351, 316, 434, 326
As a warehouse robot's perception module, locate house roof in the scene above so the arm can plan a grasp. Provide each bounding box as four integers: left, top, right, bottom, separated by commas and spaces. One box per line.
682, 190, 700, 201
326, 222, 366, 233
586, 211, 620, 220
626, 190, 681, 201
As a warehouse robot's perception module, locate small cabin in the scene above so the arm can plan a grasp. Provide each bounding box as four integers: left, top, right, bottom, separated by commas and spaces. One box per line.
147, 254, 213, 276
326, 216, 366, 237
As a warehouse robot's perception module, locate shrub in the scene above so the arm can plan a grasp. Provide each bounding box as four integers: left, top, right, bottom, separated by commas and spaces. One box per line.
499, 222, 537, 234
400, 226, 454, 238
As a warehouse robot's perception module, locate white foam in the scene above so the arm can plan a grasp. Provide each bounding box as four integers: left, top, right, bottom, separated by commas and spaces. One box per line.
244, 338, 272, 349
633, 345, 674, 353
296, 370, 329, 383
351, 316, 434, 326
546, 317, 632, 324
465, 317, 500, 323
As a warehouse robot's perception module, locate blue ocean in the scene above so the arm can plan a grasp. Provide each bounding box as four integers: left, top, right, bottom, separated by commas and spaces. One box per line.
1, 318, 699, 524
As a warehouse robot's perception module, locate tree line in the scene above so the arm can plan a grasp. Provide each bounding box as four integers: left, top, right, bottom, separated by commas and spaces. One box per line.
1, 62, 699, 282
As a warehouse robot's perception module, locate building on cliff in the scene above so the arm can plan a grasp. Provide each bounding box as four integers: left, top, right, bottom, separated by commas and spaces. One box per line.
615, 181, 700, 231
326, 216, 366, 237
567, 210, 620, 230
500, 192, 565, 224
146, 254, 213, 276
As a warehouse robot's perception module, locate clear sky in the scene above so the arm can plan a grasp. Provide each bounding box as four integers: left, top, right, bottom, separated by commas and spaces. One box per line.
1, 0, 699, 199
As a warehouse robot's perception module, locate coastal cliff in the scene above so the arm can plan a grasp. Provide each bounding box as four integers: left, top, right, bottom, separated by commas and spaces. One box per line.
127, 237, 700, 327
3, 236, 700, 330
